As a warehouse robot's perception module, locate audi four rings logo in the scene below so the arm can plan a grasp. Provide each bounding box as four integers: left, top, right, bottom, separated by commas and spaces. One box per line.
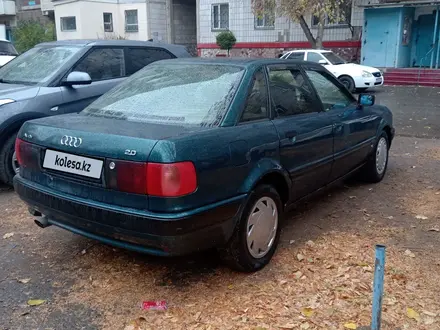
60, 135, 82, 147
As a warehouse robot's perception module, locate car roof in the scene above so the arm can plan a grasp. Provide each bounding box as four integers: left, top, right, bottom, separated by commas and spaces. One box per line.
289, 49, 331, 54
35, 39, 191, 57
152, 57, 324, 69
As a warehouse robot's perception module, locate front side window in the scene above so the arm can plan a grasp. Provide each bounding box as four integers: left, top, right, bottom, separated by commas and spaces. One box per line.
305, 69, 353, 111
73, 48, 125, 81
126, 48, 174, 75
212, 4, 229, 30
103, 13, 113, 32
125, 10, 139, 32
322, 52, 346, 65
307, 52, 326, 63
0, 46, 81, 85
241, 69, 268, 122
60, 16, 76, 31
254, 0, 275, 29
82, 63, 244, 127
268, 67, 318, 116
287, 52, 305, 60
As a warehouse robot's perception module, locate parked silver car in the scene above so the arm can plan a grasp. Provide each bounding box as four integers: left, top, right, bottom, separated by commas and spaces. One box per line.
0, 40, 191, 185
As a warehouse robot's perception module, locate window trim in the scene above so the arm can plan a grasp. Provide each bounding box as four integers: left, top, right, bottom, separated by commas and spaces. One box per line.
60, 16, 77, 32
254, 0, 275, 30
66, 46, 127, 83
211, 3, 229, 31
125, 9, 139, 33
103, 12, 113, 32
266, 64, 323, 117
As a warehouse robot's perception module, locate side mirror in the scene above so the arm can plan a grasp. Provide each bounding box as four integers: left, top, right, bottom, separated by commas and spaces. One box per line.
318, 59, 328, 65
358, 93, 375, 106
62, 71, 92, 86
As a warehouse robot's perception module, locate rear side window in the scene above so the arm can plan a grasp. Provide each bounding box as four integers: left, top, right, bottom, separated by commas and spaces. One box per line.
287, 52, 304, 60
73, 48, 125, 81
126, 47, 174, 75
306, 52, 325, 63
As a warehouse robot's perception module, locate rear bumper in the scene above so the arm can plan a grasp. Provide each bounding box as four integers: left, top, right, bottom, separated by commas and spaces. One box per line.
14, 176, 246, 256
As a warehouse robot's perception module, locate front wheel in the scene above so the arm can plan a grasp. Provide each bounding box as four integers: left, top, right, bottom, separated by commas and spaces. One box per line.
359, 131, 389, 183
0, 133, 18, 186
338, 76, 355, 93
219, 184, 282, 272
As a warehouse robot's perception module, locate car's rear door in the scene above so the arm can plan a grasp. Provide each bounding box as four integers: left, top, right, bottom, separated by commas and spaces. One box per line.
267, 64, 334, 201
59, 47, 127, 114
303, 65, 379, 181
124, 47, 175, 75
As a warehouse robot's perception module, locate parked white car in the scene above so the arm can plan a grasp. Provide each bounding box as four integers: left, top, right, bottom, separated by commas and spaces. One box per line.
281, 49, 383, 92
0, 39, 17, 67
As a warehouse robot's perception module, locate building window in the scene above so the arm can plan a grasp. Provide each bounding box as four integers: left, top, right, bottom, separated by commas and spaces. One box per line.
103, 13, 113, 32
60, 17, 76, 31
212, 4, 229, 30
311, 5, 352, 27
254, 0, 275, 29
125, 10, 139, 32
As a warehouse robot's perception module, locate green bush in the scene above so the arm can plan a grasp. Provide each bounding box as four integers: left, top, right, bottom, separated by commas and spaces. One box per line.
216, 30, 236, 56
12, 21, 56, 54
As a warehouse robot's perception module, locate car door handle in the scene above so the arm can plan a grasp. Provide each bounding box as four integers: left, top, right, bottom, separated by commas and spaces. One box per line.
286, 130, 297, 138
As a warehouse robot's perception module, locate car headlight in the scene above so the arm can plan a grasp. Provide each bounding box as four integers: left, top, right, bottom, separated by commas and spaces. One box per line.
362, 71, 373, 78
0, 99, 15, 106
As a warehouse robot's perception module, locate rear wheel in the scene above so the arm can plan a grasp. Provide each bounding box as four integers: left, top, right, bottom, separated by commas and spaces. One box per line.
359, 131, 389, 183
0, 133, 18, 186
338, 75, 355, 93
219, 184, 282, 272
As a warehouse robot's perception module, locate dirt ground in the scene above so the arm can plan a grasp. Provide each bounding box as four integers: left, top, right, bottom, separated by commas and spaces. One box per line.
1, 87, 440, 330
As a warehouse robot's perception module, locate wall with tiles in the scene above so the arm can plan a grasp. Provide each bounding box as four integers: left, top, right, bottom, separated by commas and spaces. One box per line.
198, 0, 373, 44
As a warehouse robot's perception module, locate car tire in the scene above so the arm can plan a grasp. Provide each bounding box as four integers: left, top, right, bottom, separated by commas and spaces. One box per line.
338, 76, 355, 93
0, 132, 18, 186
219, 184, 282, 272
359, 131, 389, 183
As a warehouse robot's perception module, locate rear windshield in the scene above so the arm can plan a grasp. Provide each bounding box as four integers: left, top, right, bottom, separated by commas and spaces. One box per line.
82, 63, 244, 127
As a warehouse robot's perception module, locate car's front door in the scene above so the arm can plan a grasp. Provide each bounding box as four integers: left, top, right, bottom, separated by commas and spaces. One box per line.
267, 64, 334, 201
59, 47, 127, 114
303, 65, 379, 181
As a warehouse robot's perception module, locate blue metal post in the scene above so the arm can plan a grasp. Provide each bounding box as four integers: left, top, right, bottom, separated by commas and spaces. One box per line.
436, 6, 440, 69
431, 8, 439, 68
371, 245, 386, 330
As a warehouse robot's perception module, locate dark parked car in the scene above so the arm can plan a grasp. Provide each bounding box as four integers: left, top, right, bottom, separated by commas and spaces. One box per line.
0, 40, 191, 186
14, 58, 394, 272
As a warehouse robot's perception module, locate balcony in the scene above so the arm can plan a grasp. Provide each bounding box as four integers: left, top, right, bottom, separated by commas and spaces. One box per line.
0, 0, 16, 15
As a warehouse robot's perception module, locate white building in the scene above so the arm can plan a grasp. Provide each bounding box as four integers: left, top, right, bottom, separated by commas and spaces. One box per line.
51, 0, 370, 60
197, 0, 368, 60
53, 0, 197, 54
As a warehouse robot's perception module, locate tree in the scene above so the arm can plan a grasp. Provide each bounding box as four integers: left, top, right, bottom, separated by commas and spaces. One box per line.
252, 0, 352, 49
12, 20, 56, 53
216, 30, 237, 56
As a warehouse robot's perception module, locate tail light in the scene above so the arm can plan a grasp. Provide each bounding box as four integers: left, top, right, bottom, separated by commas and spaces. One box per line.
106, 160, 197, 197
15, 138, 39, 170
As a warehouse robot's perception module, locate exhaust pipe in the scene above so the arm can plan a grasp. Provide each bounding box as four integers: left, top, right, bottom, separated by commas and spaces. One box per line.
34, 216, 52, 229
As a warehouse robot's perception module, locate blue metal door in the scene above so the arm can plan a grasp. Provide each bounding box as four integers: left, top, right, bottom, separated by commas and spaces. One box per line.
362, 9, 399, 67
414, 14, 436, 67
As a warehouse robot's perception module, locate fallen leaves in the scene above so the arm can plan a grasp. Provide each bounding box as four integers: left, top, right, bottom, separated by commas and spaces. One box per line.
344, 322, 357, 329
407, 307, 421, 322
3, 232, 14, 239
17, 278, 31, 284
404, 249, 415, 258
428, 227, 440, 232
27, 299, 46, 306
415, 215, 428, 220
301, 307, 314, 317
297, 254, 305, 262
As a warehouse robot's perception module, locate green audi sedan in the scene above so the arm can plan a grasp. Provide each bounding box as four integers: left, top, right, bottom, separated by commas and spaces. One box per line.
13, 58, 394, 272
